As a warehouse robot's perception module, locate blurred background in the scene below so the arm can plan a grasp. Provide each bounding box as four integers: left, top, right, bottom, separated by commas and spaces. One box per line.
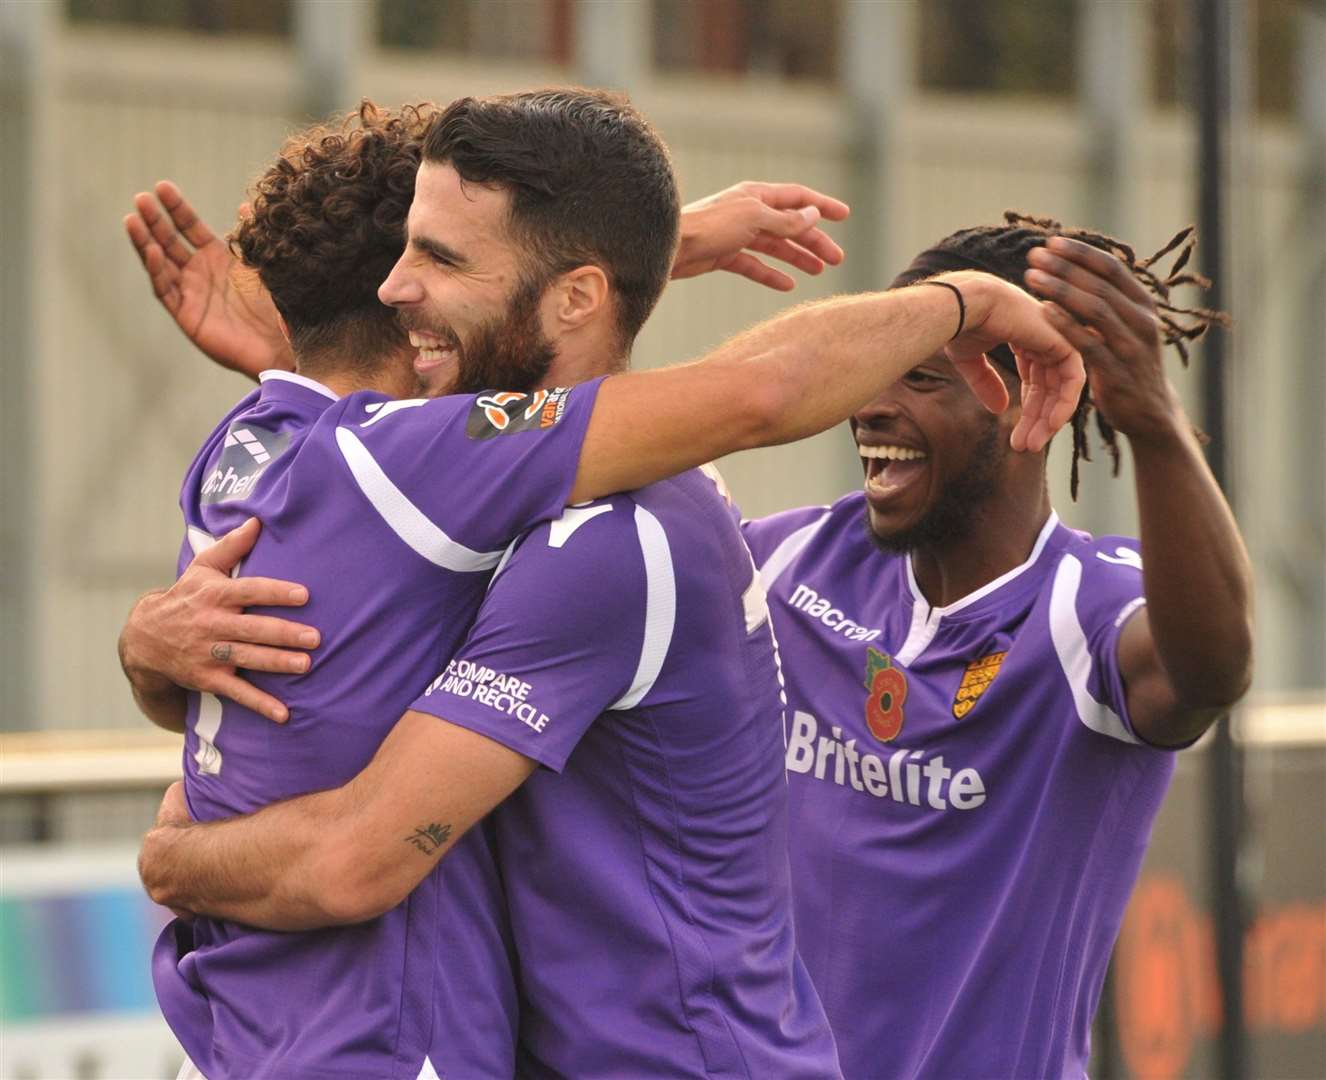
1, 0, 1322, 1077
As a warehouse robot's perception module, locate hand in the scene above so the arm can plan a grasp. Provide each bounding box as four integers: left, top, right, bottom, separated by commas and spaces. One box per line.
938, 270, 1086, 453
156, 781, 192, 828
673, 181, 850, 291
120, 518, 318, 723
125, 181, 294, 380
1024, 237, 1184, 440
143, 782, 196, 920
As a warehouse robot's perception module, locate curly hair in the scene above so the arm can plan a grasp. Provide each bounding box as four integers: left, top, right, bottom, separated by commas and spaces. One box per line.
893, 212, 1228, 498
231, 100, 437, 369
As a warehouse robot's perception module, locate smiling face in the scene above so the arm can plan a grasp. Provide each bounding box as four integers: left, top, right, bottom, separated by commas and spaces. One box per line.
853, 354, 1016, 555
377, 161, 558, 396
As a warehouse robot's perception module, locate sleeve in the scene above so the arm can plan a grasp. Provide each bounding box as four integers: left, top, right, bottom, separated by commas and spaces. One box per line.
742, 505, 834, 568
1050, 536, 1151, 744
333, 378, 605, 565
408, 501, 648, 771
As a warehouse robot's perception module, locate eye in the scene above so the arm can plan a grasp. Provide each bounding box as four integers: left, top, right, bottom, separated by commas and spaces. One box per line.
903, 369, 945, 389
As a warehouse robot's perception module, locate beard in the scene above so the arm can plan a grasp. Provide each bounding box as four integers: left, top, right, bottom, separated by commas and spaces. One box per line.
448, 273, 559, 396
865, 417, 1005, 556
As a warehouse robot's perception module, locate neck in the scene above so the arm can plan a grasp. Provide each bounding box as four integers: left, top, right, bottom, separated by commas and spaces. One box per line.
908, 483, 1052, 609
293, 355, 416, 400
541, 329, 628, 388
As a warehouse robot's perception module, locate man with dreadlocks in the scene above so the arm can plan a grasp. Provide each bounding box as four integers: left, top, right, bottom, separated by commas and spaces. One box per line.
742, 215, 1253, 1079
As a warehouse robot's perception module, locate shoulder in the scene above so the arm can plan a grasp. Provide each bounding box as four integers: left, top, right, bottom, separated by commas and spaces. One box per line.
1045, 530, 1144, 608
744, 490, 870, 577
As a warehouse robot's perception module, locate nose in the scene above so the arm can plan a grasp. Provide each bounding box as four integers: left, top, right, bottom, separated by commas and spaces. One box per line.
853, 385, 904, 428
378, 254, 423, 308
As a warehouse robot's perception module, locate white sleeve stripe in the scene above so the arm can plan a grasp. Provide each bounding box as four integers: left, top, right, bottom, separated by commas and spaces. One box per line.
186, 527, 216, 556
742, 565, 771, 633
610, 505, 676, 711
1049, 553, 1141, 744
757, 512, 830, 592
335, 427, 503, 572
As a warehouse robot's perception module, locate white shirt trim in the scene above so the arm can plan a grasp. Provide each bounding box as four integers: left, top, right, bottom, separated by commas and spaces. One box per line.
335, 427, 503, 573
896, 512, 1060, 666
1049, 553, 1140, 744
259, 369, 340, 401
610, 505, 676, 711
757, 511, 831, 592
548, 503, 614, 549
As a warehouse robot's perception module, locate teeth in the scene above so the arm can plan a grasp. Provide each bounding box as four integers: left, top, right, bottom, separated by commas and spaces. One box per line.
858, 444, 927, 462
408, 331, 420, 347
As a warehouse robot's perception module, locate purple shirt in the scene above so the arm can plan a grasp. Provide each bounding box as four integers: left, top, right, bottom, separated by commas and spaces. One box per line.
156, 371, 601, 1080
743, 491, 1175, 1080
411, 469, 841, 1080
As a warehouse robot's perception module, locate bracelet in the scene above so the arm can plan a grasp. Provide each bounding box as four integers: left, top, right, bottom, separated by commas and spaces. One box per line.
919, 280, 965, 341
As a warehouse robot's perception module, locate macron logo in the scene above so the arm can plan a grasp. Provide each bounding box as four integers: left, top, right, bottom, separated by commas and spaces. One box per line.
788, 583, 882, 642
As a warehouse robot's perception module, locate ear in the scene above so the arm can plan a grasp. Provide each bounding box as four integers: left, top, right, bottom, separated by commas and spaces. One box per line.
547, 265, 611, 333
276, 311, 292, 344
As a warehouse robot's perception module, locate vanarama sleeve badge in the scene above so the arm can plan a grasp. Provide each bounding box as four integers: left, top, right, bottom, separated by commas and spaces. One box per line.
864, 646, 907, 743
467, 387, 573, 439
953, 651, 1007, 719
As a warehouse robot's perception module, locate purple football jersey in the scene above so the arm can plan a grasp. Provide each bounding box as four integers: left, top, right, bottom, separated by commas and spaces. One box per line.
155, 370, 602, 1080
743, 491, 1175, 1080
410, 469, 841, 1080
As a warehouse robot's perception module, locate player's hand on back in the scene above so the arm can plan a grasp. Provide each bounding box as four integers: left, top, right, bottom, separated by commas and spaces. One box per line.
935, 269, 1087, 454
125, 180, 294, 381
673, 181, 850, 291
120, 518, 318, 724
1025, 237, 1186, 439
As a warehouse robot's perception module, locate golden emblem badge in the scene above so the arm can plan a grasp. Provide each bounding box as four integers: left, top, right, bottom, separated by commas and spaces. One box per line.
952, 651, 1007, 719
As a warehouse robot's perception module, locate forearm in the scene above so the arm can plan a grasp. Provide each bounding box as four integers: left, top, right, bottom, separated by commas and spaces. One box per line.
140, 788, 368, 930
1130, 406, 1254, 707
712, 285, 963, 445
573, 284, 963, 502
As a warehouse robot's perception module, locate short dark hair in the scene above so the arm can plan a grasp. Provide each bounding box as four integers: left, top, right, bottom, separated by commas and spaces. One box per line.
893, 212, 1227, 498
231, 100, 435, 371
422, 88, 681, 354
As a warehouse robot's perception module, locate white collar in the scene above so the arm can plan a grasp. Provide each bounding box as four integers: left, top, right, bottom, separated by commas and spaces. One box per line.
259, 369, 340, 401
905, 511, 1060, 618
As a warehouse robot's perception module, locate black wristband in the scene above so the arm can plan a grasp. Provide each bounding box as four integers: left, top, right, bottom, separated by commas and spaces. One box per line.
919, 280, 965, 341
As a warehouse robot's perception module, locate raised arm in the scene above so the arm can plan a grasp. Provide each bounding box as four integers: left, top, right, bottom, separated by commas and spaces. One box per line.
1025, 236, 1253, 746
125, 182, 295, 380
671, 181, 850, 291
126, 179, 849, 381
568, 270, 1084, 505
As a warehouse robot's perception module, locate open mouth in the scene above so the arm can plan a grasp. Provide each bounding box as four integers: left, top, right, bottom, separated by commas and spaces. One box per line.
859, 443, 929, 506
408, 330, 461, 376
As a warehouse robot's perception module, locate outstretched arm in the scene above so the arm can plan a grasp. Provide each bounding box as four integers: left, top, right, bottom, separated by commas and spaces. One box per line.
1026, 236, 1253, 746
568, 270, 1085, 504
126, 179, 847, 380
140, 709, 535, 929
672, 181, 849, 291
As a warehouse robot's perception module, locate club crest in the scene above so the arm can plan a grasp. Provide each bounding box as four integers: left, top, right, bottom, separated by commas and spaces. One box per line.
864, 646, 907, 743
953, 651, 1007, 719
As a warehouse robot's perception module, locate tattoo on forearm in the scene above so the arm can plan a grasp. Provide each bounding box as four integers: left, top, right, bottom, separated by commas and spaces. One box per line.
404, 822, 452, 855
211, 642, 232, 663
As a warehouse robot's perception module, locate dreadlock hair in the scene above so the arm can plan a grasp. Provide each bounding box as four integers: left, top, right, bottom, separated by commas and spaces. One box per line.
893, 212, 1228, 499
